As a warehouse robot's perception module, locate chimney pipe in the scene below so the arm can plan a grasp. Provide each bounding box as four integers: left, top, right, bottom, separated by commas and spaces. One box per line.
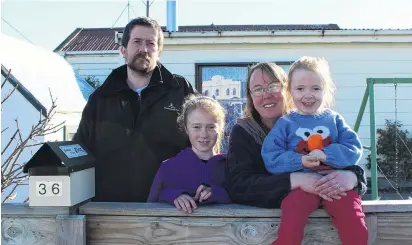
166, 0, 178, 32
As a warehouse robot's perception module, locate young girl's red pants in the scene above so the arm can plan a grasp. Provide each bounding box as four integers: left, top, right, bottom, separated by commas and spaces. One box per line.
272, 188, 368, 245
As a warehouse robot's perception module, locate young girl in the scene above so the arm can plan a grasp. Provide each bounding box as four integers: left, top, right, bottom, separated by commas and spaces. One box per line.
147, 94, 231, 213
261, 57, 368, 245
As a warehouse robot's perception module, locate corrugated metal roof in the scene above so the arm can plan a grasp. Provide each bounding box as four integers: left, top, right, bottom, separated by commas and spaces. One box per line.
54, 24, 341, 52
55, 28, 123, 52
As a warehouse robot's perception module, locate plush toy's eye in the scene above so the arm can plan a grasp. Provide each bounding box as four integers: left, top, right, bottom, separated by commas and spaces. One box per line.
312, 126, 330, 139
296, 128, 313, 141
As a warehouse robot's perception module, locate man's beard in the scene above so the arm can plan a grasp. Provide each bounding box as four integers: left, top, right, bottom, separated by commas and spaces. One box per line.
127, 53, 156, 75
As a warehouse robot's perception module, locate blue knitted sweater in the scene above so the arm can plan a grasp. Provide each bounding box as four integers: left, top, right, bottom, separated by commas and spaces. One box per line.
262, 109, 362, 173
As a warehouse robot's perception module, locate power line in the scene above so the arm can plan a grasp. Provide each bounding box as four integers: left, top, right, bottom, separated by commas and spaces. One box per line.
130, 4, 138, 18
377, 164, 405, 200
1, 18, 34, 44
111, 4, 129, 28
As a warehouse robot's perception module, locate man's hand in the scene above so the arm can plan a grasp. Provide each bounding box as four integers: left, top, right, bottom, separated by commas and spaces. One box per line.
194, 184, 212, 203
174, 194, 197, 213
302, 155, 320, 168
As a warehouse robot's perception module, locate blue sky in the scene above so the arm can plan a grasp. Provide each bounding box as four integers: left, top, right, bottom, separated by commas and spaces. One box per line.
1, 0, 411, 51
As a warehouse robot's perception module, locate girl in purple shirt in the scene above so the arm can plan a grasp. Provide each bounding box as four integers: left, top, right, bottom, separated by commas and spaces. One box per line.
147, 95, 231, 213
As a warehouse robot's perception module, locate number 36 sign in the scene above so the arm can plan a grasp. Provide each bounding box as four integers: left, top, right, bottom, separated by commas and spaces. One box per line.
36, 181, 62, 196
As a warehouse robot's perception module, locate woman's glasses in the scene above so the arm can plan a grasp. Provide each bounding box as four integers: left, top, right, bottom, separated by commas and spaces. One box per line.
250, 83, 282, 97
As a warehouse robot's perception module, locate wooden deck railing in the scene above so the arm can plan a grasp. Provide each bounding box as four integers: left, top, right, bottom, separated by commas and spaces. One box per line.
2, 200, 412, 245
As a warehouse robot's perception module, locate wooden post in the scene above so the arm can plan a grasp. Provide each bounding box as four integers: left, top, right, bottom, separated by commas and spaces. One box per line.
366, 214, 377, 245
56, 215, 86, 245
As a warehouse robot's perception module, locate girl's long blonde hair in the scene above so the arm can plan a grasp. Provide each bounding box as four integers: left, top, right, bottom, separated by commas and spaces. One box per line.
177, 94, 226, 154
284, 56, 337, 114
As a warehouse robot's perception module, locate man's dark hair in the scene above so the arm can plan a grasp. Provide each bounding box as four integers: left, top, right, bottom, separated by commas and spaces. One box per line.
121, 17, 164, 51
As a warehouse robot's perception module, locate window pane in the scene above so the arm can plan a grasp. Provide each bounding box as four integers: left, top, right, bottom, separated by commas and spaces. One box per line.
201, 66, 248, 152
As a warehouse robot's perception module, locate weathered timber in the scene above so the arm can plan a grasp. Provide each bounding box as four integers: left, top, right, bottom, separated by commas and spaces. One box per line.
2, 200, 412, 245
56, 215, 86, 245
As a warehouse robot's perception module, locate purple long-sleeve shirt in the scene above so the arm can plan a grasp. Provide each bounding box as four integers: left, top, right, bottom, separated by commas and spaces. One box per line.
147, 148, 231, 205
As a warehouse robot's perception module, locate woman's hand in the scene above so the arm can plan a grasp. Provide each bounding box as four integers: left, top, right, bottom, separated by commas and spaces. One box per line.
314, 170, 358, 201
290, 172, 323, 195
174, 194, 197, 213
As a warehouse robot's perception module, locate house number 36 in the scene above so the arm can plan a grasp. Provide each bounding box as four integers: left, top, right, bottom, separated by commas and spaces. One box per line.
36, 181, 63, 196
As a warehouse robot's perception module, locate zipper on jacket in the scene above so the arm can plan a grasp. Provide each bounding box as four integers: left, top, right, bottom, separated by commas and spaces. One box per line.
131, 93, 141, 127
204, 163, 208, 184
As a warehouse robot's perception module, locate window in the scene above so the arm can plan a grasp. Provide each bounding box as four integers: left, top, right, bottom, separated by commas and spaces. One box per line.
195, 62, 292, 153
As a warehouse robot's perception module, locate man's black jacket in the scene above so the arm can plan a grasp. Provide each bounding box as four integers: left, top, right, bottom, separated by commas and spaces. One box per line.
74, 63, 196, 202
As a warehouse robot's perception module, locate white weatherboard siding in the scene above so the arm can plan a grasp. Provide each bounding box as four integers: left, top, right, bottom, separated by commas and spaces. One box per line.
160, 42, 412, 174
62, 53, 123, 84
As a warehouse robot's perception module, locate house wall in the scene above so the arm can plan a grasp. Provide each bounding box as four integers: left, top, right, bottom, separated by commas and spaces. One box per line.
63, 52, 123, 85
159, 42, 412, 173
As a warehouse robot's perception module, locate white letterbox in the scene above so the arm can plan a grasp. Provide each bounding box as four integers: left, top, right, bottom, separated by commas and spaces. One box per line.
23, 141, 95, 207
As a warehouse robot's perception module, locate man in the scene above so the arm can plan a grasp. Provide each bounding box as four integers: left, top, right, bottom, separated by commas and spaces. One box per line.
74, 17, 195, 202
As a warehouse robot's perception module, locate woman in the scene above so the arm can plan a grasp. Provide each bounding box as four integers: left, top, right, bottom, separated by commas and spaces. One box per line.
226, 62, 366, 208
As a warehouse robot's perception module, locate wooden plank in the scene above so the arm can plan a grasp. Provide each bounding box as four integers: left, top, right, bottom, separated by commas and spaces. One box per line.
162, 44, 412, 63
80, 202, 331, 218
362, 200, 412, 213
335, 98, 412, 113
2, 203, 71, 217
1, 217, 56, 245
76, 69, 112, 77
376, 213, 412, 245
366, 214, 378, 245
65, 54, 121, 64
86, 216, 342, 245
56, 215, 86, 245
336, 86, 412, 101
80, 201, 412, 218
72, 63, 119, 70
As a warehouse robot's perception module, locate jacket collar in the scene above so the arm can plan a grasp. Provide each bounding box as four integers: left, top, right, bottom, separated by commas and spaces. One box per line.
98, 62, 180, 96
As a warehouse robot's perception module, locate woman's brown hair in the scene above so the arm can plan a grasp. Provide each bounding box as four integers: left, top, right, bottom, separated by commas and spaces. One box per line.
244, 62, 287, 122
